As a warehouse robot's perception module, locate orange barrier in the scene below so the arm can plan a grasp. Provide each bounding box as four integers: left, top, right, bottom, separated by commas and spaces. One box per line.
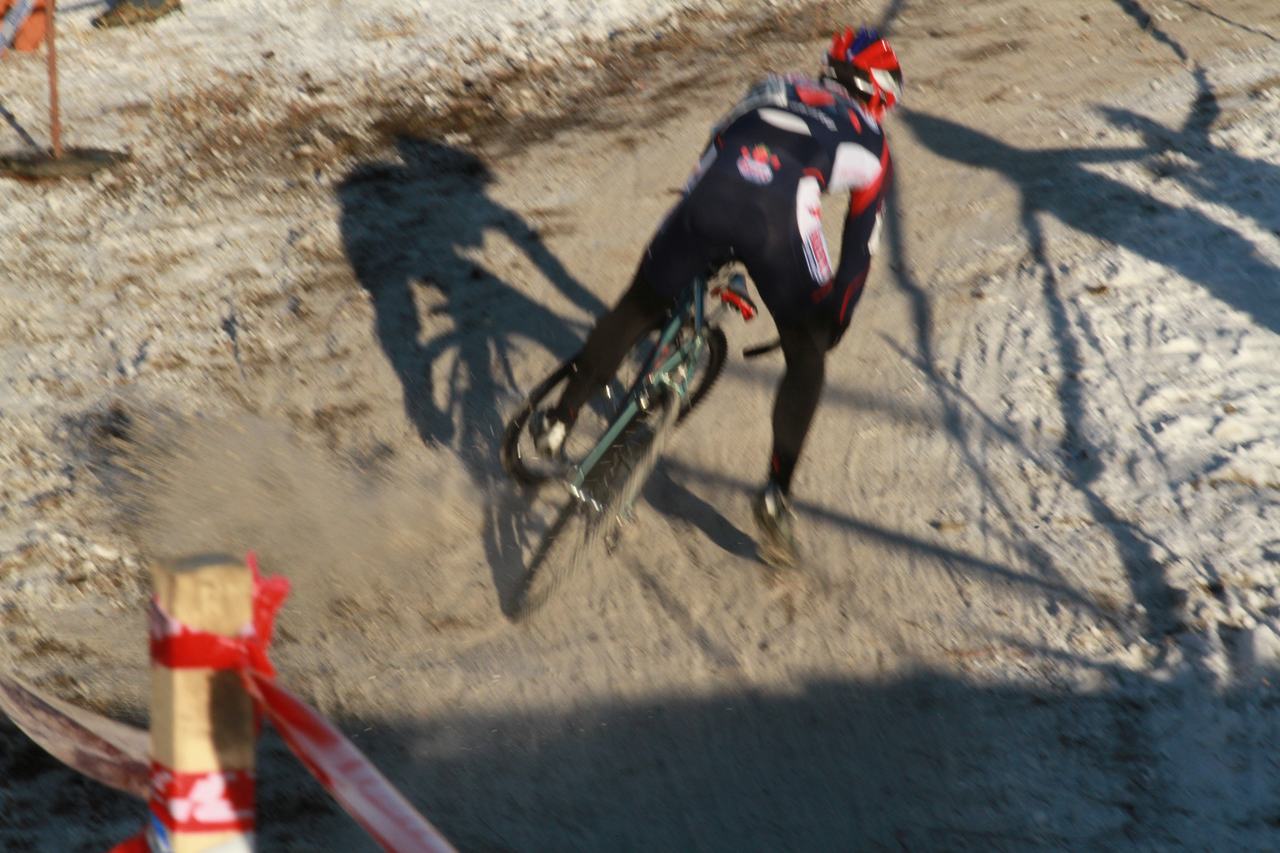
0, 0, 46, 53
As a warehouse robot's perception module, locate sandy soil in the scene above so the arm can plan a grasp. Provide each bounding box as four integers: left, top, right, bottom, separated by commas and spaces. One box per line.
3, 0, 1280, 849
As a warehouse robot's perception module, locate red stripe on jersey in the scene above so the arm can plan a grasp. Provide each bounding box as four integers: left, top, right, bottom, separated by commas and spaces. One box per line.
839, 270, 869, 323
849, 143, 891, 217
847, 108, 862, 133
802, 167, 826, 187
796, 85, 836, 107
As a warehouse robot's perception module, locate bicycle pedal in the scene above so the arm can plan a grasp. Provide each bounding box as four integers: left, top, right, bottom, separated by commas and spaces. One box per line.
604, 514, 637, 554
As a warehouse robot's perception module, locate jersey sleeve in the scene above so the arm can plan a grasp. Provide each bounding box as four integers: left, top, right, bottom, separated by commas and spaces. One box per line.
831, 139, 892, 327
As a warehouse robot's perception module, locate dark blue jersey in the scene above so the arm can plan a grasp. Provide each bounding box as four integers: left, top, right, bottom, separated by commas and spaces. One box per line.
687, 74, 891, 323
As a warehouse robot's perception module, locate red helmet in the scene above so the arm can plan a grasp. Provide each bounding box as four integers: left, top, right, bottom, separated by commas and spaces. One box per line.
826, 27, 903, 120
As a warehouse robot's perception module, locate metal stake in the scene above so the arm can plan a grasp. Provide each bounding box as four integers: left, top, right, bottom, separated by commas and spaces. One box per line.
45, 0, 61, 158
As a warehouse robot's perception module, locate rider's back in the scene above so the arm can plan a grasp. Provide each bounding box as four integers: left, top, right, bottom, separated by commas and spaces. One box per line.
705, 73, 890, 200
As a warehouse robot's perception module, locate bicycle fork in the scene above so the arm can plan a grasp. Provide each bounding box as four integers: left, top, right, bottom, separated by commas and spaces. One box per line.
564, 272, 752, 516
567, 284, 708, 513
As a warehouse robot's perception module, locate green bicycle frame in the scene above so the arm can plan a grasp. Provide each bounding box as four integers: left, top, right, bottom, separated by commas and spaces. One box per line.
567, 277, 708, 506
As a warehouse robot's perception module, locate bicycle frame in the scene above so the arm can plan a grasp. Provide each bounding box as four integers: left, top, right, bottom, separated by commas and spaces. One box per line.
567, 277, 710, 509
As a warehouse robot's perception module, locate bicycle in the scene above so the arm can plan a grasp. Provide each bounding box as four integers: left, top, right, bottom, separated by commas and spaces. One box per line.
500, 267, 762, 620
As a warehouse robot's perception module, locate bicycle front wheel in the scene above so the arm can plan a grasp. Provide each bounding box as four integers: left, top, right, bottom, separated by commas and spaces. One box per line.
673, 324, 727, 421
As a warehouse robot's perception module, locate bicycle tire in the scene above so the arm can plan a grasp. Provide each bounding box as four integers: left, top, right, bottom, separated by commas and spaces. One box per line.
676, 325, 727, 422
508, 391, 679, 623
500, 359, 574, 487
506, 496, 586, 621
500, 323, 726, 486
591, 387, 679, 549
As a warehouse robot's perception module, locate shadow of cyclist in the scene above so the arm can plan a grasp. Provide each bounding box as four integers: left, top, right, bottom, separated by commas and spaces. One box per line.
1099, 71, 1280, 238
337, 137, 603, 463
337, 138, 606, 610
902, 109, 1280, 335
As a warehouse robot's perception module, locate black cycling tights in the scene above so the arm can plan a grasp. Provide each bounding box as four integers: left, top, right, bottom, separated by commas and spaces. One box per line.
771, 320, 831, 495
551, 274, 832, 497
550, 273, 670, 423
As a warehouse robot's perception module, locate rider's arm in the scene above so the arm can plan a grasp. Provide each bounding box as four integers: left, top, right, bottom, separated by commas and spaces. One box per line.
830, 134, 892, 328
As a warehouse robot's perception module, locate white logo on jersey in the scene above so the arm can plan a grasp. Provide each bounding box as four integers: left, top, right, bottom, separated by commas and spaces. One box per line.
796, 177, 832, 283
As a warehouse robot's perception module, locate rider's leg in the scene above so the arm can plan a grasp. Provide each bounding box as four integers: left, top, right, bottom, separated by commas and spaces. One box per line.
746, 316, 832, 567
545, 189, 722, 431
549, 272, 670, 425
764, 275, 860, 488
734, 193, 839, 564
768, 318, 833, 495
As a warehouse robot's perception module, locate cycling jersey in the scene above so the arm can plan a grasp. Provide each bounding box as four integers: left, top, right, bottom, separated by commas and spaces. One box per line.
551, 73, 895, 499
642, 73, 891, 333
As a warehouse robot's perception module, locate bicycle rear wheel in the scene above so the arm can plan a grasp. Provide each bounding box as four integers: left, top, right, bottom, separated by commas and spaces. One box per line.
674, 324, 727, 421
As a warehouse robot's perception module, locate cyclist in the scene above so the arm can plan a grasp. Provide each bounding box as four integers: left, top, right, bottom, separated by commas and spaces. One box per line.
531, 27, 903, 567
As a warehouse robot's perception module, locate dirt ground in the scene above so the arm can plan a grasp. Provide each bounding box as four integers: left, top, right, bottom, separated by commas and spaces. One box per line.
3, 0, 1280, 849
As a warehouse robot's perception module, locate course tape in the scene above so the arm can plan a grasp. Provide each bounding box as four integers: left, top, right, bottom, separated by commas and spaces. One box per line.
149, 764, 255, 834
147, 554, 288, 678
111, 554, 455, 853
245, 674, 456, 853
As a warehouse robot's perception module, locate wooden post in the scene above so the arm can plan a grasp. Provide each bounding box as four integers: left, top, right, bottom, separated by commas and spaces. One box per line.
151, 555, 256, 852
45, 0, 61, 158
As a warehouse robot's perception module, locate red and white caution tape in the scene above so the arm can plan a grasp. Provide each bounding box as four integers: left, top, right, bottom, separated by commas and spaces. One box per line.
148, 763, 256, 835
112, 554, 455, 853
244, 675, 454, 853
